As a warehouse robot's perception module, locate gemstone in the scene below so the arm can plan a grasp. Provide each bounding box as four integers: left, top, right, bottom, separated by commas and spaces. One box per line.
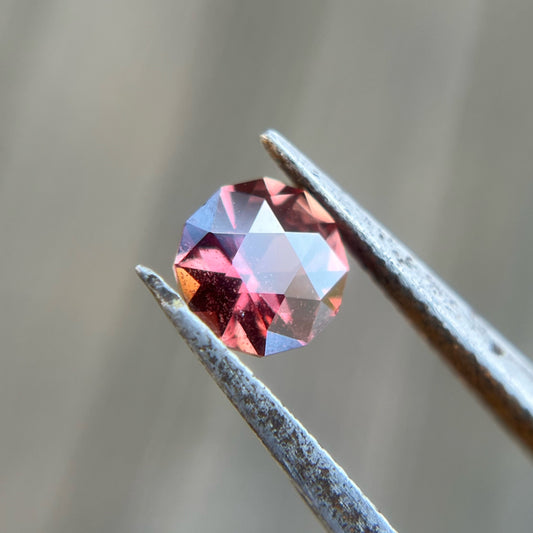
173, 178, 349, 356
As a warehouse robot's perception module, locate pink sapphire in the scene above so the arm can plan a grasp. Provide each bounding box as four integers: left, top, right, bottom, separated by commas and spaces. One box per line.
174, 178, 349, 356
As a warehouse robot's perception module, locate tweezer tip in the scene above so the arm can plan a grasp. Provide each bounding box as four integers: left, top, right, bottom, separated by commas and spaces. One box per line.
260, 128, 278, 140
260, 129, 282, 148
135, 264, 162, 296
261, 129, 290, 168
135, 264, 152, 281
136, 264, 186, 313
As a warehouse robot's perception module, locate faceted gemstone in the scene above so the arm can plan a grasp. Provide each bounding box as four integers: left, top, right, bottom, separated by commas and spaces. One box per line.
174, 178, 349, 356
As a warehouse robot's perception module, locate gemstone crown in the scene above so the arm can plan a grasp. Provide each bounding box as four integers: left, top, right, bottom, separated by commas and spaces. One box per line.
174, 178, 349, 356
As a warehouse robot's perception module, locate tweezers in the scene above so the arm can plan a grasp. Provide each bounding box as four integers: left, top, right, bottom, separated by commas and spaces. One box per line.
136, 130, 533, 533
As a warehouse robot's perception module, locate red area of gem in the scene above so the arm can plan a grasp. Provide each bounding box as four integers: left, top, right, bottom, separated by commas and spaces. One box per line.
174, 178, 349, 356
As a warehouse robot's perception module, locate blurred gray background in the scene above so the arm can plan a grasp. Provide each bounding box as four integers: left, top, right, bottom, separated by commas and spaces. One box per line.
2, 1, 533, 532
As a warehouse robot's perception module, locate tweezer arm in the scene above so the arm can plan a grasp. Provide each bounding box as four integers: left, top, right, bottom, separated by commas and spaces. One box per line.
136, 266, 397, 533
261, 130, 533, 454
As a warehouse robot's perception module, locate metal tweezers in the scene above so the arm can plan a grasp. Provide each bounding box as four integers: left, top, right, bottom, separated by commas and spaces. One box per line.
136, 130, 533, 533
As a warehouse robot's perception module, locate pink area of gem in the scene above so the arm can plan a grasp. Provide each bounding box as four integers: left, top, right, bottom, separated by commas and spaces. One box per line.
173, 178, 349, 357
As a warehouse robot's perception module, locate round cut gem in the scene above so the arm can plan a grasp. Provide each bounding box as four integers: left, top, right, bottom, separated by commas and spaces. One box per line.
174, 178, 349, 356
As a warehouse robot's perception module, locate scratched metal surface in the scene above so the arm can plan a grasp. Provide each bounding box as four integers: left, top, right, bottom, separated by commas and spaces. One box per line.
1, 2, 533, 533
136, 266, 397, 533
262, 130, 533, 453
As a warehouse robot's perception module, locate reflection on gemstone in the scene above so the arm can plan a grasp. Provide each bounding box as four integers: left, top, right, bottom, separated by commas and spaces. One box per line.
174, 177, 349, 356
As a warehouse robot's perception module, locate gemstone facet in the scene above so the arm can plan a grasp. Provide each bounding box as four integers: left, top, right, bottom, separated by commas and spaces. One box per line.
174, 178, 349, 356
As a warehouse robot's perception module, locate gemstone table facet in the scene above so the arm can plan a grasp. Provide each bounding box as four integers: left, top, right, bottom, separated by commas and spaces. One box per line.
174, 178, 349, 356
